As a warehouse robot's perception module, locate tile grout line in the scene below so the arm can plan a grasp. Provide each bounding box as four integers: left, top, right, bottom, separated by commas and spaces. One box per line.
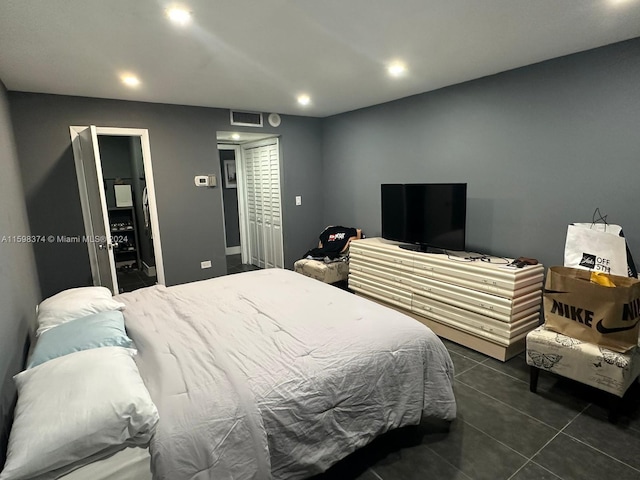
418, 443, 476, 480
503, 402, 591, 480
448, 350, 486, 377
369, 468, 384, 480
453, 351, 531, 386
453, 362, 483, 378
447, 419, 530, 466
561, 431, 640, 475
506, 460, 564, 480
478, 358, 533, 385
455, 377, 566, 432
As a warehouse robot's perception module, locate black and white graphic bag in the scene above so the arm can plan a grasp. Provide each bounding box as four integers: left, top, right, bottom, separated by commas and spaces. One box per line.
564, 221, 637, 278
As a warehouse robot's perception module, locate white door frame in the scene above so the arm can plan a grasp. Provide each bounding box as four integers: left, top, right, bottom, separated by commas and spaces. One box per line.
70, 126, 166, 290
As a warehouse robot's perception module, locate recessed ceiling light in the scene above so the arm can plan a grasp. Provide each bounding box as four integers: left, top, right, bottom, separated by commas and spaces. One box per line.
231, 133, 240, 141
121, 74, 141, 87
297, 94, 311, 106
387, 62, 407, 77
166, 6, 192, 26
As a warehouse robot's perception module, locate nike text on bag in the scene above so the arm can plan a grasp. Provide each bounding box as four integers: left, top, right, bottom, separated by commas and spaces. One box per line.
543, 266, 640, 352
564, 223, 638, 278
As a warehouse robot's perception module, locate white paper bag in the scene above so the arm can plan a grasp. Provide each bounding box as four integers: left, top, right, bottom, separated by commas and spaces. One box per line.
564, 223, 636, 277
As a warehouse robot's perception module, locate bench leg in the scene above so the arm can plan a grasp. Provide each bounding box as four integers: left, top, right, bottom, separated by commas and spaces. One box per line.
529, 366, 540, 393
608, 395, 624, 424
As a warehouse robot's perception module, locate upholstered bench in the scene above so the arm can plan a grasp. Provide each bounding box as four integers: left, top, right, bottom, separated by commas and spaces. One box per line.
295, 226, 362, 285
293, 257, 349, 284
526, 325, 640, 421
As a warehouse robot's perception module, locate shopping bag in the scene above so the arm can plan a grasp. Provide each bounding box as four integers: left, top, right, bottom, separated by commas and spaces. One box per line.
564, 222, 638, 278
543, 266, 640, 352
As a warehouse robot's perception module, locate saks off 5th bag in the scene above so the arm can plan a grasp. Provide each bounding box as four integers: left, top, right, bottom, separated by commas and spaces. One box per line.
564, 222, 638, 278
543, 266, 640, 352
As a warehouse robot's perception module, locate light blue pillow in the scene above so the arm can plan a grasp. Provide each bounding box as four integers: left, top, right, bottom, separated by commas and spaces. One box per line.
27, 310, 133, 368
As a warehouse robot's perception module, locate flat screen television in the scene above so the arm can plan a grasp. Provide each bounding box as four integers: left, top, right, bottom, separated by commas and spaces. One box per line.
381, 183, 467, 252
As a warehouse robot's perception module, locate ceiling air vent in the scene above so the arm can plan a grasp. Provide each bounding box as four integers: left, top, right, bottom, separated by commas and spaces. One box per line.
230, 110, 263, 127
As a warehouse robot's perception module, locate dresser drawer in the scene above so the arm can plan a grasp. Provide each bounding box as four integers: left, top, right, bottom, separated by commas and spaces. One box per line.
349, 258, 413, 286
349, 273, 412, 309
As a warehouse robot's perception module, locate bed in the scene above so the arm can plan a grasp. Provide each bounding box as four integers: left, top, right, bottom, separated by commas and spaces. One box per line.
2, 268, 456, 480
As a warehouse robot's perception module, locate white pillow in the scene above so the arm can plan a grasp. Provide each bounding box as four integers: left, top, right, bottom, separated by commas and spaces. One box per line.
36, 286, 125, 336
0, 347, 159, 480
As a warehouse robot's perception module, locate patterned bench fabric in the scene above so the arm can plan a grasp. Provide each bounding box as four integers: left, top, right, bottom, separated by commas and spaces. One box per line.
526, 326, 640, 397
293, 258, 349, 284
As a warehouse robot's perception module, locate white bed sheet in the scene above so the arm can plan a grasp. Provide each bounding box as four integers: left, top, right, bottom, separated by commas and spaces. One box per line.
58, 447, 151, 480
117, 269, 456, 480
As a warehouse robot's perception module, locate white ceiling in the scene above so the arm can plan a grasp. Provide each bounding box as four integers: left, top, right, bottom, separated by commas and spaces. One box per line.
1, 0, 639, 118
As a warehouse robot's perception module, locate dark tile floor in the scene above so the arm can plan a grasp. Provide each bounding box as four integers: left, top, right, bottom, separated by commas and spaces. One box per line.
226, 253, 261, 274
117, 268, 157, 293
311, 339, 640, 480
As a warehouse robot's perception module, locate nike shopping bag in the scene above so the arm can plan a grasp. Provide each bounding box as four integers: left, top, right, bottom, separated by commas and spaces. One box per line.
543, 266, 640, 352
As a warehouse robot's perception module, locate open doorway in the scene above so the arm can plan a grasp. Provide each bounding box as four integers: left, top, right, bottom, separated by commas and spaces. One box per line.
97, 135, 157, 292
218, 144, 254, 275
70, 126, 165, 294
217, 131, 283, 273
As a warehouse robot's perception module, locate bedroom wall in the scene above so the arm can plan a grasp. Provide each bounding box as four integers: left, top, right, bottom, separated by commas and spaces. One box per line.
0, 80, 40, 467
8, 94, 324, 297
321, 37, 640, 271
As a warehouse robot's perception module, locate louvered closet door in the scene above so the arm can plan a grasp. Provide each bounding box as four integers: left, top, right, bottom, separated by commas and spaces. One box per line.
267, 144, 283, 268
254, 149, 265, 268
260, 147, 275, 269
244, 149, 260, 267
241, 139, 283, 269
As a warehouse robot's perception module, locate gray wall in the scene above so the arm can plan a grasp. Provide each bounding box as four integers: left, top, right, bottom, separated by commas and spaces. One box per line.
322, 37, 640, 271
0, 81, 40, 467
8, 94, 324, 297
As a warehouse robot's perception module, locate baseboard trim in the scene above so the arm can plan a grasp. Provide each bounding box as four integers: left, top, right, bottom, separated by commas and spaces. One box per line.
225, 246, 241, 255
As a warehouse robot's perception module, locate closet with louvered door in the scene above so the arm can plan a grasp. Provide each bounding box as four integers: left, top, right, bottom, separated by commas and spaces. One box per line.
241, 138, 284, 269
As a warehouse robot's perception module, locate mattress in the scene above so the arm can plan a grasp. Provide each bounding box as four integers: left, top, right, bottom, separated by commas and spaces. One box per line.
116, 268, 456, 480
57, 447, 151, 480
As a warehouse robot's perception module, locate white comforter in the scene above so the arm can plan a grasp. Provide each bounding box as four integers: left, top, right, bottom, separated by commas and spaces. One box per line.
117, 269, 456, 480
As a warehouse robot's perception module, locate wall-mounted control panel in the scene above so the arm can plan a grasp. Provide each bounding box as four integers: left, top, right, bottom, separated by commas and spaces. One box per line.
195, 175, 217, 187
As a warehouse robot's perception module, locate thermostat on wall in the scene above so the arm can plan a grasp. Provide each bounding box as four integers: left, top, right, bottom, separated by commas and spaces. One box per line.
194, 175, 217, 187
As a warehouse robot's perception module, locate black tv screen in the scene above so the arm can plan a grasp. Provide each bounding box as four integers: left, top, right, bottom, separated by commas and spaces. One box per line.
381, 183, 467, 251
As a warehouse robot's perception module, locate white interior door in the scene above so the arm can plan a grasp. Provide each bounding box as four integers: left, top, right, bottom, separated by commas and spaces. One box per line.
241, 138, 283, 269
243, 149, 260, 266
270, 147, 284, 268
70, 126, 166, 293
70, 126, 118, 293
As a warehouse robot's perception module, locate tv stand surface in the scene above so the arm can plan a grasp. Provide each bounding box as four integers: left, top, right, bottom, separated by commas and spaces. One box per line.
398, 244, 446, 254
348, 237, 545, 361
